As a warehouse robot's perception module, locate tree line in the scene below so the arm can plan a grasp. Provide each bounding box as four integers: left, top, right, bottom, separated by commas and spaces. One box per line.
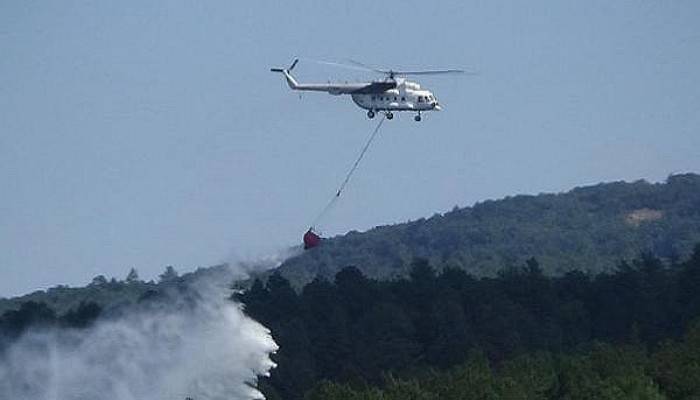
0, 265, 185, 349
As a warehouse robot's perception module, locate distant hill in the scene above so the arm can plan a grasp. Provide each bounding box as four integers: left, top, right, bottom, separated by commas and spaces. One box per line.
0, 264, 232, 316
274, 173, 700, 288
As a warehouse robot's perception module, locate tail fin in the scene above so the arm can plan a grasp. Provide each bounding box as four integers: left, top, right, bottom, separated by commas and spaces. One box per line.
270, 59, 300, 89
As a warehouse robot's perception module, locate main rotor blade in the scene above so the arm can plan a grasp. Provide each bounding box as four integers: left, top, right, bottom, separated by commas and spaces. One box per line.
299, 57, 477, 77
346, 59, 387, 74
393, 69, 474, 76
309, 59, 376, 73
348, 62, 477, 77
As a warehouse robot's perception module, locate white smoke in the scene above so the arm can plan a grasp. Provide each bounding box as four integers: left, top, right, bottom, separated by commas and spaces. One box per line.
231, 245, 302, 277
0, 255, 289, 400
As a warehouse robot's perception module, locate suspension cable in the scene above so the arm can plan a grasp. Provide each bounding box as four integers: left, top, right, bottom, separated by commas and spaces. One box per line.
310, 115, 386, 230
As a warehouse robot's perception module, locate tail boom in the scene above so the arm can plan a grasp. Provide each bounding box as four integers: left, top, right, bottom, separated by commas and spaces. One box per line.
271, 58, 365, 94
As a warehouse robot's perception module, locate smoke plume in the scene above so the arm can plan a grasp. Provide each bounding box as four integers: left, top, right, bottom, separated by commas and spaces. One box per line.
0, 254, 290, 400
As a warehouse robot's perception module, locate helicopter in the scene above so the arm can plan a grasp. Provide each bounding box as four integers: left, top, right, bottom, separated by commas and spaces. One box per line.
271, 59, 465, 121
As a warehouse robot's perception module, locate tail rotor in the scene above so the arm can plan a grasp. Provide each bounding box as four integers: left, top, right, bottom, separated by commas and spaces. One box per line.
270, 58, 298, 73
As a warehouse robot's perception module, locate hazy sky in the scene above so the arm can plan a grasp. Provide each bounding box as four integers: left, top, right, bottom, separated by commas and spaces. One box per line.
2, 1, 699, 297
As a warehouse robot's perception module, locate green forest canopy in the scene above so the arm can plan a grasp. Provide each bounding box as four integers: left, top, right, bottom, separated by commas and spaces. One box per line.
243, 246, 700, 400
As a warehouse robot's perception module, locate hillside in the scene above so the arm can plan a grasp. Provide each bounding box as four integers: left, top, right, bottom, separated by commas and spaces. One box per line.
274, 173, 700, 287
0, 264, 232, 316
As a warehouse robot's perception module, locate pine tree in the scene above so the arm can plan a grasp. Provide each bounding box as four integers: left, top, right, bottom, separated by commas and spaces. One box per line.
126, 268, 140, 283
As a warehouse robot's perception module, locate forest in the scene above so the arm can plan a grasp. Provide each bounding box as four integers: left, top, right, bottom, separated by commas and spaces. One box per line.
240, 245, 700, 399
2, 245, 700, 399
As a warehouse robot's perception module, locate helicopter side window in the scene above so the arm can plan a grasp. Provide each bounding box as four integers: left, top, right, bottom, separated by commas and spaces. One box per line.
418, 96, 424, 103
401, 97, 406, 101
394, 97, 397, 101
371, 96, 376, 101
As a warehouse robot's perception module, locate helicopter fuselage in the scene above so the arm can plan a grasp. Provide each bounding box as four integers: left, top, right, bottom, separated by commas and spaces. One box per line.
350, 81, 441, 113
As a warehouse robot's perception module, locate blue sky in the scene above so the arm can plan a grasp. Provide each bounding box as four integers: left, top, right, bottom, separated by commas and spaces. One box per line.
2, 1, 699, 297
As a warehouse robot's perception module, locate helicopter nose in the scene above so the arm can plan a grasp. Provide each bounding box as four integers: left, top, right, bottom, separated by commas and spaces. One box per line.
434, 103, 442, 111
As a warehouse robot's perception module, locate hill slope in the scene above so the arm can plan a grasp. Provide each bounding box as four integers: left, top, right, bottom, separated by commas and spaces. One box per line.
0, 265, 232, 316
275, 173, 700, 287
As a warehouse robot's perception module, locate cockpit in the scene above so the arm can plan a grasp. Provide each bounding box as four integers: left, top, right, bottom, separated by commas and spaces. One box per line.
417, 94, 437, 104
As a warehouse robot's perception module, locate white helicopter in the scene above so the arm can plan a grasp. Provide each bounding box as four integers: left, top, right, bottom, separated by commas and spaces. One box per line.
271, 59, 465, 121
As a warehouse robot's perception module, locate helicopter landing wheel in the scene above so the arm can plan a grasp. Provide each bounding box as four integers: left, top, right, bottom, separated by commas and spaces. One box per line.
414, 113, 422, 122
386, 111, 394, 120
367, 110, 375, 119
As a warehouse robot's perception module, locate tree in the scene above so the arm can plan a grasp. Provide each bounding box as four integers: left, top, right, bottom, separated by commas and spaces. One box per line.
90, 275, 108, 286
432, 353, 499, 400
354, 302, 420, 379
424, 294, 472, 368
305, 380, 382, 400
678, 244, 700, 326
265, 272, 300, 323
652, 321, 700, 399
61, 301, 102, 328
0, 301, 57, 338
496, 352, 557, 400
126, 268, 140, 283
335, 267, 375, 320
158, 265, 179, 283
383, 377, 434, 400
558, 344, 664, 400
